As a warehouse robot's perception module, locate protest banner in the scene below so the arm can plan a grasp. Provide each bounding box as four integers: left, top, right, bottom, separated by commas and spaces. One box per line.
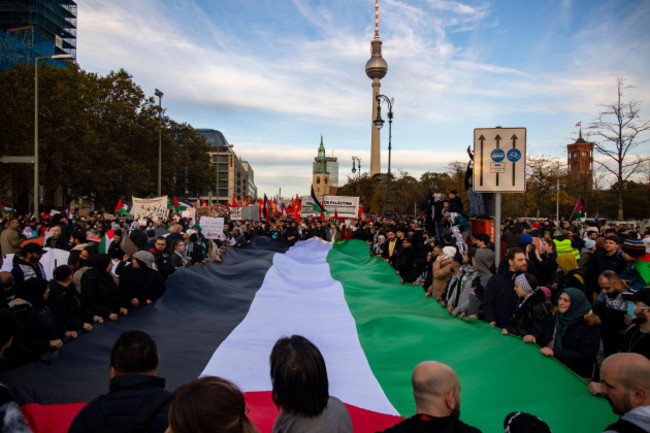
301, 195, 359, 219
199, 217, 225, 239
132, 196, 169, 223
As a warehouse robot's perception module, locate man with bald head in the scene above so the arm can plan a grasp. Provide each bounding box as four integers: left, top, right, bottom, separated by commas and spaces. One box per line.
377, 361, 481, 432
589, 353, 650, 432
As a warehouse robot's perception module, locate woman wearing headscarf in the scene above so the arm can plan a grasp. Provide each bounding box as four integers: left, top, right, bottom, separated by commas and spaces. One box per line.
8, 279, 76, 361
523, 287, 601, 378
80, 254, 127, 322
501, 273, 551, 337
117, 251, 166, 307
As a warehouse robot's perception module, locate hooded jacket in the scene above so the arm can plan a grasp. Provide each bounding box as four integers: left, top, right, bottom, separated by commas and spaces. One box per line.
483, 259, 520, 328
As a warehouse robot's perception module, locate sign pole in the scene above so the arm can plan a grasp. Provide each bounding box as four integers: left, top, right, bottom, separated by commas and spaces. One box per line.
494, 192, 502, 261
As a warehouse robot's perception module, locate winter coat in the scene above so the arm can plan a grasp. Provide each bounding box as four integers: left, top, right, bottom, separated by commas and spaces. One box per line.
534, 316, 601, 378
47, 280, 89, 331
483, 260, 520, 328
118, 265, 166, 303
430, 256, 454, 298
505, 290, 551, 337
8, 298, 64, 358
80, 268, 123, 319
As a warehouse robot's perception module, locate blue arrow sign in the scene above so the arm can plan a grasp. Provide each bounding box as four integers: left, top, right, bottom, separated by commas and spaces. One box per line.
491, 149, 505, 162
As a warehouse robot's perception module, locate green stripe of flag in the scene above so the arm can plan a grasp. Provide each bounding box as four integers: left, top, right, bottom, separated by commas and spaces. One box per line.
326, 240, 615, 433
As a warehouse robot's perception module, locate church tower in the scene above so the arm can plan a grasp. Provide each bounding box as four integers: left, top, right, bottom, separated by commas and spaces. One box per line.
313, 135, 330, 198
365, 0, 388, 177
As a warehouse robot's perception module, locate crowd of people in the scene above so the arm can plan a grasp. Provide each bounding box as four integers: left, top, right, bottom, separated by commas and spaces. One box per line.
0, 200, 649, 432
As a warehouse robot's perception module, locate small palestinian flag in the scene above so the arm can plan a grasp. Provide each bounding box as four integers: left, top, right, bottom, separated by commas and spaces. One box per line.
98, 229, 116, 254
173, 197, 191, 211
1, 203, 15, 213
114, 199, 130, 215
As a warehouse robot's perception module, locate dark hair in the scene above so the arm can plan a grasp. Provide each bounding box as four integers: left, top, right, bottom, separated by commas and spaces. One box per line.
474, 233, 491, 246
170, 239, 184, 251
270, 335, 328, 417
53, 265, 73, 282
168, 376, 257, 433
113, 229, 123, 237
110, 330, 158, 374
522, 272, 539, 290
0, 309, 18, 347
87, 254, 112, 272
71, 230, 87, 243
156, 236, 167, 242
506, 247, 525, 262
15, 278, 49, 308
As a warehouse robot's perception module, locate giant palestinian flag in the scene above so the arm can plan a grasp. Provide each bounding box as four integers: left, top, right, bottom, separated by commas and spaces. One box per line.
0, 238, 615, 433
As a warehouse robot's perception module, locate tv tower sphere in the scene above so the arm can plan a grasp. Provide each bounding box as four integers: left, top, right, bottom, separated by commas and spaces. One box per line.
365, 41, 388, 79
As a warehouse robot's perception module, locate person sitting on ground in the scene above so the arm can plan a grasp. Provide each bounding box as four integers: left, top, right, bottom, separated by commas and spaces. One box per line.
377, 360, 482, 433
169, 239, 189, 270
45, 225, 70, 250
270, 335, 352, 433
524, 287, 601, 379
117, 251, 166, 307
587, 352, 650, 433
445, 249, 481, 318
80, 254, 127, 322
69, 330, 171, 433
501, 273, 551, 337
166, 376, 258, 433
149, 236, 174, 280
47, 265, 96, 332
0, 309, 30, 431
8, 278, 77, 362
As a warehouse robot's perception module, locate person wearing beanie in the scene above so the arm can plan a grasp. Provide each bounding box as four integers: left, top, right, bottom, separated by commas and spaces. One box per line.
503, 412, 551, 433
621, 238, 650, 292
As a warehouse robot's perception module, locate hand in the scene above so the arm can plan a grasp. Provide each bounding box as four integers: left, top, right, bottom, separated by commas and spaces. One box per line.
523, 335, 536, 343
83, 322, 93, 331
540, 347, 554, 357
131, 298, 139, 306
587, 381, 605, 396
490, 321, 496, 328
145, 299, 153, 305
122, 254, 130, 262
400, 279, 404, 284
93, 315, 104, 324
501, 328, 509, 335
119, 307, 128, 316
109, 313, 118, 321
50, 339, 63, 349
624, 314, 633, 326
64, 330, 78, 339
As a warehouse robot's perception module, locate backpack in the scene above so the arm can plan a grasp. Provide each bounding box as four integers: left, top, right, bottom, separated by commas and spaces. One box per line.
82, 391, 171, 433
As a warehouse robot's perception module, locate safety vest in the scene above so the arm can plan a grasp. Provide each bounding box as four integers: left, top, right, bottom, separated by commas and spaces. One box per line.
554, 238, 580, 260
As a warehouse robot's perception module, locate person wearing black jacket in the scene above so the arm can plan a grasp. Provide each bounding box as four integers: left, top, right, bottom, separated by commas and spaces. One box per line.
447, 190, 464, 216
502, 273, 551, 337
47, 265, 96, 332
524, 287, 601, 379
8, 279, 77, 362
80, 254, 127, 322
117, 251, 166, 307
484, 247, 527, 329
525, 239, 558, 288
68, 330, 171, 433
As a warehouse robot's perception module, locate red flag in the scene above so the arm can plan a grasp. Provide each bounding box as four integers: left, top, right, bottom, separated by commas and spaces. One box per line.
334, 207, 339, 221
232, 194, 239, 208
358, 203, 364, 218
320, 196, 326, 222
226, 202, 230, 214
201, 199, 208, 207
115, 198, 125, 212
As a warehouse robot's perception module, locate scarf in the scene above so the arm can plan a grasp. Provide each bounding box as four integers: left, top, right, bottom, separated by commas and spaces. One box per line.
555, 287, 591, 350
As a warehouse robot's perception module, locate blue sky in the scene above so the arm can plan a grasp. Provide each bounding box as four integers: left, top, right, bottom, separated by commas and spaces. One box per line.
75, 0, 650, 197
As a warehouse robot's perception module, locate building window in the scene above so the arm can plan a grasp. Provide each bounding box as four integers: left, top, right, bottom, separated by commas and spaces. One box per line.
316, 177, 320, 184
325, 178, 328, 184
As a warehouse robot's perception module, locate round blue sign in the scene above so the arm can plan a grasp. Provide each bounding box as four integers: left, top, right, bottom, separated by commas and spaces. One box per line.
507, 148, 522, 162
491, 149, 505, 162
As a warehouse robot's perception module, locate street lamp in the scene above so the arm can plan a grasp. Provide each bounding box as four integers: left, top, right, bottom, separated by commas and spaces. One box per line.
34, 54, 73, 217
155, 88, 164, 197
351, 156, 361, 199
374, 94, 394, 217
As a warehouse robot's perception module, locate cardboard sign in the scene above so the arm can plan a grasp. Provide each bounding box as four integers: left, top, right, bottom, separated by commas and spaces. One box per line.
199, 217, 225, 239
132, 196, 169, 223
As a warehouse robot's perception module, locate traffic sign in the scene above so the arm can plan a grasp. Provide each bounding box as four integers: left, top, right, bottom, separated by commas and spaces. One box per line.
473, 127, 526, 192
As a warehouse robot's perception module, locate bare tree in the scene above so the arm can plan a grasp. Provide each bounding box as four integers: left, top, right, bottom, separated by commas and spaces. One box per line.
589, 77, 650, 220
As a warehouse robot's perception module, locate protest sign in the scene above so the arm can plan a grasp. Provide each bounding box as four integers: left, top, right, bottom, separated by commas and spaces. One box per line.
199, 217, 225, 239
132, 196, 169, 223
301, 195, 359, 219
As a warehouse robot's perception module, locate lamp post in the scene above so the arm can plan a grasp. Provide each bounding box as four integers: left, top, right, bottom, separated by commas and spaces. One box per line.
351, 156, 361, 199
155, 88, 164, 197
373, 94, 394, 217
34, 54, 73, 217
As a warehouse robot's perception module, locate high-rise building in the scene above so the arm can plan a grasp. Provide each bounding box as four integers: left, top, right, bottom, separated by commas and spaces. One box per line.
197, 128, 256, 205
365, 0, 387, 177
0, 0, 77, 71
313, 136, 330, 198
